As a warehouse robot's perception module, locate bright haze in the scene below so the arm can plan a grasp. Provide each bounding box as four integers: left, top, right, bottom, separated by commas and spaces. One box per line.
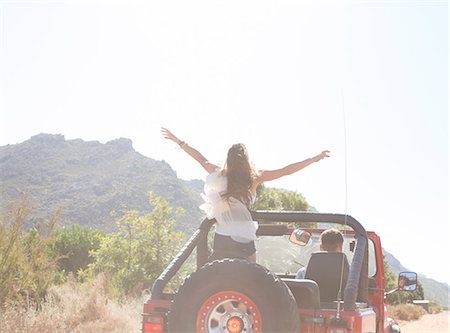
1, 1, 448, 284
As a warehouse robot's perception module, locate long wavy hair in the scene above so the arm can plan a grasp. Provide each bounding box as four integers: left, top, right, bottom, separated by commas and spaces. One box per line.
221, 143, 258, 208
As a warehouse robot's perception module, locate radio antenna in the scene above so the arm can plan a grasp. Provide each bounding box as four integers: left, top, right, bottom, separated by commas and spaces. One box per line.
336, 88, 349, 320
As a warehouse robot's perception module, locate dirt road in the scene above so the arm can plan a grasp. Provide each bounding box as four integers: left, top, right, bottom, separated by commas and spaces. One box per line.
399, 311, 449, 333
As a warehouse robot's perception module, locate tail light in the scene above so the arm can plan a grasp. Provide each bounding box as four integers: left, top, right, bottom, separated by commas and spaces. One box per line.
143, 314, 164, 333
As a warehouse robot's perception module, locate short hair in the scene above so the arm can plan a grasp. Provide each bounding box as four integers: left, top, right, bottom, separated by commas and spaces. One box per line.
321, 228, 344, 252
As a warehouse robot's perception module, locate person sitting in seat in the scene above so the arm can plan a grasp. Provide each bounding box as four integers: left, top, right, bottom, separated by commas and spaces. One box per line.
296, 228, 349, 303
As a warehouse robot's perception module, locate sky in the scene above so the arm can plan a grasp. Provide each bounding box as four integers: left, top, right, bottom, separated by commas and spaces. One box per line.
0, 1, 448, 284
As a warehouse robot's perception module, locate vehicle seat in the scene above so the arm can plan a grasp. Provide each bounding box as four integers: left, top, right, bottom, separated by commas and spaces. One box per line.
304, 252, 349, 303
281, 278, 320, 309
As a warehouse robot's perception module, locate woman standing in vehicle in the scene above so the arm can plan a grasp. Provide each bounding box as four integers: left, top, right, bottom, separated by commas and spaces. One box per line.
161, 127, 329, 262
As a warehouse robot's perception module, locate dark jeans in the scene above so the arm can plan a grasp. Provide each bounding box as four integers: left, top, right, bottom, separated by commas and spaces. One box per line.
210, 233, 256, 260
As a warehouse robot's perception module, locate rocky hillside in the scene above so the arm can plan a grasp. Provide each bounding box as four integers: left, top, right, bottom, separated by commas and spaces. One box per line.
0, 133, 204, 233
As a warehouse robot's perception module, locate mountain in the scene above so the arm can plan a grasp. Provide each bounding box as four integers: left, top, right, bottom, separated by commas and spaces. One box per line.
384, 251, 450, 307
0, 133, 204, 233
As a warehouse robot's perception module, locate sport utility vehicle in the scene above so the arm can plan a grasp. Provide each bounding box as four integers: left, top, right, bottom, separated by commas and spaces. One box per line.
142, 211, 416, 332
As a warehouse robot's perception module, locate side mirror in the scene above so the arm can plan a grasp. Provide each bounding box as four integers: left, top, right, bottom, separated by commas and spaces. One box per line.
289, 229, 311, 246
398, 272, 417, 291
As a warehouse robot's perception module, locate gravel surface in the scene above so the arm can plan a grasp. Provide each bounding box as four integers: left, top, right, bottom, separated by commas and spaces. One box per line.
399, 311, 449, 333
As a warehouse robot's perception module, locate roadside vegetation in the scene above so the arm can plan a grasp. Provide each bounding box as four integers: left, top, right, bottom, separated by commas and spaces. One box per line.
0, 193, 189, 332
0, 188, 441, 331
387, 304, 426, 321
384, 254, 443, 322
387, 300, 443, 322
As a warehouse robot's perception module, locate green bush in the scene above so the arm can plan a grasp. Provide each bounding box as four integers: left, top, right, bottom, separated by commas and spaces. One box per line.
0, 196, 58, 307
384, 257, 425, 306
47, 224, 103, 275
86, 192, 186, 296
255, 184, 310, 211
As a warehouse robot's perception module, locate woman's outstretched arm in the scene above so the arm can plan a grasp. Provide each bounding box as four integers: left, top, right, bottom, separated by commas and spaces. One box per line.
161, 127, 219, 174
253, 151, 330, 188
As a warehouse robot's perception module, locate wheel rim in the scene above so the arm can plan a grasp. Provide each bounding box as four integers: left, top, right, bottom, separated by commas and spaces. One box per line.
196, 290, 262, 333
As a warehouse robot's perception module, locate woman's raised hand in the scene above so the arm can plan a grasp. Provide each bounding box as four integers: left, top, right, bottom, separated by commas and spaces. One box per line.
161, 127, 182, 145
313, 150, 330, 162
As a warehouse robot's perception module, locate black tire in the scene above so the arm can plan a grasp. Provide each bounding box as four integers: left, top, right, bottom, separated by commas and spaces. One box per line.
168, 259, 300, 333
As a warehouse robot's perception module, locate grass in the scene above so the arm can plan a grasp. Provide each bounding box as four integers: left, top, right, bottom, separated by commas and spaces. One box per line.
0, 275, 144, 333
1, 276, 443, 332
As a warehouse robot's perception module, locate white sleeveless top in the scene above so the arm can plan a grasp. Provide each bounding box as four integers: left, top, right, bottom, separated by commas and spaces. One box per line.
199, 171, 258, 243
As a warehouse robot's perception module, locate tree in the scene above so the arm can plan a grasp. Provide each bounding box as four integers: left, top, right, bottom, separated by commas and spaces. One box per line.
384, 256, 397, 291
385, 257, 425, 305
87, 192, 186, 296
0, 196, 58, 307
255, 185, 316, 229
255, 185, 310, 211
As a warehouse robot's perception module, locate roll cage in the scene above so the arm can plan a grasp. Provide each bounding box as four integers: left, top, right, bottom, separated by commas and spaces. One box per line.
151, 211, 369, 311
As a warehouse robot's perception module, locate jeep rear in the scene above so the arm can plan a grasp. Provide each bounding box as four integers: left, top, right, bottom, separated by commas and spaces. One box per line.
142, 211, 413, 333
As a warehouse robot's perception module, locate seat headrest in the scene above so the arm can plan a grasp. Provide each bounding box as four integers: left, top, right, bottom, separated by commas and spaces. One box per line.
305, 252, 349, 302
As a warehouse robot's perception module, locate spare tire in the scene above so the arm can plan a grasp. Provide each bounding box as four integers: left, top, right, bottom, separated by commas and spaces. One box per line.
168, 259, 300, 333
